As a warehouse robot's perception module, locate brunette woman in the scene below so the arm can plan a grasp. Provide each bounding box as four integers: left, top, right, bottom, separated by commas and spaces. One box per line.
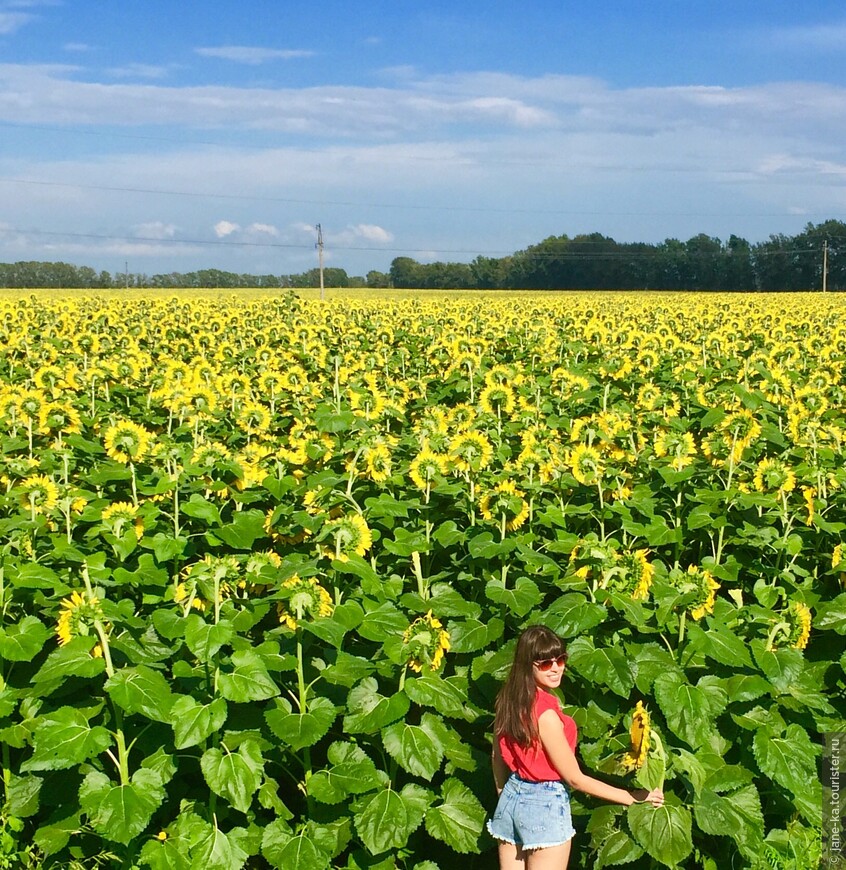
488, 625, 663, 869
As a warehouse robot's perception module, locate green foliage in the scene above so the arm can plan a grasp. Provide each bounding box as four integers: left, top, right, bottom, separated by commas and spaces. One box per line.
0, 290, 840, 869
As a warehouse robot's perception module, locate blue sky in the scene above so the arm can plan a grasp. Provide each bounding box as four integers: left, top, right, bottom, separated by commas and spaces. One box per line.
1, 1, 845, 277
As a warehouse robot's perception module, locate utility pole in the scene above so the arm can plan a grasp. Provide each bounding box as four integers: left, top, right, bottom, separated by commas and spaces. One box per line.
316, 223, 325, 301
822, 240, 828, 293
125, 261, 129, 290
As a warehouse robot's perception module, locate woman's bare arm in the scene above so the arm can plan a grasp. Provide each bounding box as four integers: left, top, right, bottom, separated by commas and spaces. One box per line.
491, 739, 511, 795
537, 710, 663, 807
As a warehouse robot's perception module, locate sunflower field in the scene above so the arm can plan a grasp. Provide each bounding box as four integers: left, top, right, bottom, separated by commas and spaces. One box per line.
0, 288, 843, 869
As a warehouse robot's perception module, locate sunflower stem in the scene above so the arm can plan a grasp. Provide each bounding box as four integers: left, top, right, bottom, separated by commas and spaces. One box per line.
296, 631, 315, 813
412, 551, 428, 600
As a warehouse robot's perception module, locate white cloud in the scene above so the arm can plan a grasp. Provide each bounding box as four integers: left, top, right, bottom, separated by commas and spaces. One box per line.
195, 45, 315, 64
246, 222, 279, 236
352, 224, 393, 243
765, 22, 846, 51
134, 221, 178, 239
107, 63, 172, 80
64, 42, 91, 52
214, 220, 240, 237
0, 12, 32, 33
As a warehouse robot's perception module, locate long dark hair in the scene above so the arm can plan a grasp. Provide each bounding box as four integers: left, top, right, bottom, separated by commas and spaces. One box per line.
494, 625, 567, 748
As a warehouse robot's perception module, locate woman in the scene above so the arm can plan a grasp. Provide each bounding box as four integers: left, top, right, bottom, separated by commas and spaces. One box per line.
488, 625, 664, 869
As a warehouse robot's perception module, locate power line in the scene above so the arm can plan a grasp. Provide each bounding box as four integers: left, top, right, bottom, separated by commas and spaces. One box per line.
4, 176, 839, 220
0, 225, 837, 262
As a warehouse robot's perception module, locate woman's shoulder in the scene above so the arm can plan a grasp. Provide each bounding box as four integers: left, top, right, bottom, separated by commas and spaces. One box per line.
534, 688, 563, 712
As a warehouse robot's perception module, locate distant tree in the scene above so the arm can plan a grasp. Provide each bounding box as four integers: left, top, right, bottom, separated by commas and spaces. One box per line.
471, 255, 509, 289
366, 270, 391, 288
389, 257, 423, 288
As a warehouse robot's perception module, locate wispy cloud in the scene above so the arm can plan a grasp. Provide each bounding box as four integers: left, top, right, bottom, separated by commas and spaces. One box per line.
106, 63, 174, 80
195, 45, 315, 65
0, 12, 32, 33
134, 221, 178, 239
765, 22, 846, 51
213, 220, 239, 238
334, 224, 394, 245
64, 42, 92, 52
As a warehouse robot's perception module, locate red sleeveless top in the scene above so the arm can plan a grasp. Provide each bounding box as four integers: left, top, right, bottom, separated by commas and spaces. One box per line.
499, 689, 578, 782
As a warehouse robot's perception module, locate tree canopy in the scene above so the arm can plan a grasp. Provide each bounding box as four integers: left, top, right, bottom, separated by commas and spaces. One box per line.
0, 220, 842, 291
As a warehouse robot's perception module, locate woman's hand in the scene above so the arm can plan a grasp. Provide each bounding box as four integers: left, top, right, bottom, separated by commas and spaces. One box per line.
630, 787, 664, 807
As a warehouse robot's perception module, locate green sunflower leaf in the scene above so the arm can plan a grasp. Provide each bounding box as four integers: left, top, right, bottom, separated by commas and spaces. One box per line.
22, 706, 113, 771
540, 593, 607, 637
627, 793, 692, 867
33, 635, 105, 683
595, 829, 644, 869
484, 576, 542, 616
308, 741, 383, 804
424, 777, 485, 854
79, 768, 166, 845
568, 636, 634, 697
344, 677, 410, 734
200, 739, 264, 814
381, 713, 445, 779
183, 614, 235, 662
0, 615, 51, 661
265, 696, 336, 750
218, 649, 279, 702
170, 695, 228, 749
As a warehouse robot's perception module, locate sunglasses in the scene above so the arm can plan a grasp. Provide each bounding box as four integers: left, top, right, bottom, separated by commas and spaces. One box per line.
533, 655, 567, 672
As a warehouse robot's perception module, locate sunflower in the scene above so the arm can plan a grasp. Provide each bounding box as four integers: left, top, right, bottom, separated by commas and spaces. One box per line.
19, 474, 59, 514
236, 401, 272, 435
719, 409, 761, 458
363, 443, 392, 483
653, 430, 696, 471
322, 513, 373, 562
700, 430, 732, 468
448, 430, 493, 474
677, 565, 720, 620
479, 383, 516, 417
409, 448, 450, 492
752, 458, 796, 495
16, 388, 48, 424
403, 611, 451, 672
349, 380, 386, 420
101, 501, 144, 538
191, 440, 231, 468
55, 588, 110, 657
621, 701, 651, 772
569, 444, 604, 485
276, 575, 334, 630
621, 550, 655, 601
478, 480, 530, 532
802, 486, 816, 525
175, 554, 243, 611
38, 401, 82, 436
788, 601, 812, 650
103, 419, 154, 464
232, 443, 272, 490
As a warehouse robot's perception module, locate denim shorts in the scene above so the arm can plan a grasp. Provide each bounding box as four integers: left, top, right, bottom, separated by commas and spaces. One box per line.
487, 774, 575, 851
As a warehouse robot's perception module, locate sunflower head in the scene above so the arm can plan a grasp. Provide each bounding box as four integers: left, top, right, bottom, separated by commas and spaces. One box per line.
321, 513, 372, 562
478, 480, 530, 532
103, 419, 154, 464
276, 575, 334, 630
672, 565, 720, 620
403, 610, 451, 672
56, 588, 110, 656
621, 700, 651, 772
19, 474, 59, 515
569, 444, 604, 485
